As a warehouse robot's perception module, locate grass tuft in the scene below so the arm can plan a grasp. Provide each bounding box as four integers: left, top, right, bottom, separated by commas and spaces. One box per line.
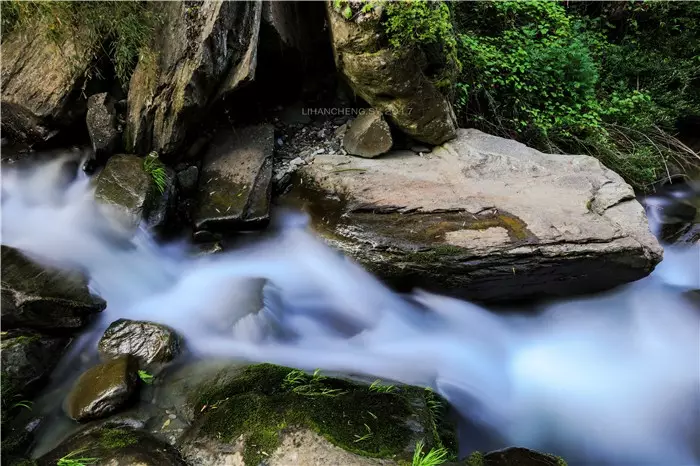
143, 152, 167, 195
137, 370, 154, 385
56, 449, 100, 466
369, 380, 398, 394
412, 439, 449, 466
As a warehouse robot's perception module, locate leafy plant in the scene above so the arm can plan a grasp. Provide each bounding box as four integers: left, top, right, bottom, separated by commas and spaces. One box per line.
143, 152, 167, 194
138, 370, 154, 385
450, 0, 700, 190
412, 439, 449, 466
56, 449, 100, 466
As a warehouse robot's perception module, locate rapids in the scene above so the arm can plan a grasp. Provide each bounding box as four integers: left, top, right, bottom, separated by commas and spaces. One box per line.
2, 156, 699, 465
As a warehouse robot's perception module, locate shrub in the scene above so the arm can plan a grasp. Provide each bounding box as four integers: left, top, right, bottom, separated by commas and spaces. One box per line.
0, 0, 158, 89
451, 0, 700, 190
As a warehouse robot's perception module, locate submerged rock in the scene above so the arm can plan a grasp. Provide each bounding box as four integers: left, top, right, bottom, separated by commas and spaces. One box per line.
65, 356, 140, 422
86, 92, 121, 163
98, 319, 181, 366
180, 364, 453, 465
326, 4, 457, 145
343, 111, 393, 158
0, 28, 95, 143
194, 125, 274, 235
0, 246, 106, 331
1, 330, 69, 399
126, 1, 262, 158
290, 128, 663, 302
37, 426, 186, 466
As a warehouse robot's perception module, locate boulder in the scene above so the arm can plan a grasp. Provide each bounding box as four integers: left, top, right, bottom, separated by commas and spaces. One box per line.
176, 165, 199, 196
290, 128, 663, 302
65, 356, 140, 422
180, 364, 452, 466
94, 154, 174, 232
0, 29, 94, 143
343, 111, 393, 158
447, 448, 566, 466
1, 330, 69, 400
0, 246, 106, 331
37, 426, 186, 466
325, 2, 457, 145
86, 92, 121, 163
98, 319, 181, 366
126, 1, 262, 158
194, 125, 274, 235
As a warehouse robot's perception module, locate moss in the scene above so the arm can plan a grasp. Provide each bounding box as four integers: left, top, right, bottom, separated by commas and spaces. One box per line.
0, 335, 41, 350
191, 364, 444, 465
98, 428, 139, 449
465, 451, 484, 466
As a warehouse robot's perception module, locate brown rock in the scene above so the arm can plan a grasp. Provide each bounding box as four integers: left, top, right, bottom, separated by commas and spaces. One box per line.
343, 111, 393, 158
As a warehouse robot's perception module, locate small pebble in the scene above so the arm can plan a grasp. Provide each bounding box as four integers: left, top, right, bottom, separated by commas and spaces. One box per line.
168, 414, 177, 419
277, 138, 284, 146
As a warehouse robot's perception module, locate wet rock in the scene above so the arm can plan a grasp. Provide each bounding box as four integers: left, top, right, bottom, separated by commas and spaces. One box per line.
37, 426, 186, 466
65, 356, 140, 422
482, 447, 565, 466
94, 154, 174, 232
98, 319, 181, 366
126, 1, 262, 158
326, 4, 456, 145
1, 246, 106, 331
1, 330, 69, 400
1, 28, 95, 143
343, 112, 393, 158
194, 125, 274, 234
86, 93, 121, 162
177, 165, 199, 196
180, 364, 449, 465
292, 128, 663, 302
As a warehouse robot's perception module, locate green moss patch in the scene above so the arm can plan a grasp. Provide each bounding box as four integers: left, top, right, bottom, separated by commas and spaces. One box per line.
190, 364, 451, 465
97, 428, 138, 449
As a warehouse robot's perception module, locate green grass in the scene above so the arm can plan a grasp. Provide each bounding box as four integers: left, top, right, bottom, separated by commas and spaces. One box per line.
56, 449, 99, 466
282, 369, 348, 398
412, 439, 449, 466
369, 380, 398, 394
10, 400, 32, 411
143, 152, 167, 195
0, 0, 158, 89
137, 370, 154, 385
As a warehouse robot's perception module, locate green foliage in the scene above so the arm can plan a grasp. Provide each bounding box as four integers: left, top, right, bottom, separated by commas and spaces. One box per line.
369, 380, 397, 394
56, 449, 99, 466
137, 370, 154, 385
412, 439, 449, 466
451, 0, 700, 190
10, 400, 32, 411
143, 152, 167, 195
0, 0, 157, 89
383, 0, 461, 89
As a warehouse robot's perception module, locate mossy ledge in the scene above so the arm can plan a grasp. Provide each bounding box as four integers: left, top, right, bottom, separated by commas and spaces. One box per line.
189, 364, 457, 465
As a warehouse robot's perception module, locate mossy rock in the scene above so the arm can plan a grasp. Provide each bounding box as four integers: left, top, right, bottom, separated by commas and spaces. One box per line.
452, 447, 567, 466
180, 364, 456, 465
37, 426, 186, 466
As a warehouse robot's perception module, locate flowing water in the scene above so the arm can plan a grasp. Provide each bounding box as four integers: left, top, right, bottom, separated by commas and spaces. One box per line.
2, 155, 699, 465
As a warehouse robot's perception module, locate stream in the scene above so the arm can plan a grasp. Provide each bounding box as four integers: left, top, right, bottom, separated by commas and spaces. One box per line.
2, 155, 699, 465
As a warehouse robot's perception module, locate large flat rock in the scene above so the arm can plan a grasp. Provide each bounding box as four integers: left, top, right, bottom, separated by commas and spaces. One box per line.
194, 125, 274, 235
290, 128, 663, 301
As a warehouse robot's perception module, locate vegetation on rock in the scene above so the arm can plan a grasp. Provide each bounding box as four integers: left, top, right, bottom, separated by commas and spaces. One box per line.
0, 0, 158, 89
191, 364, 456, 466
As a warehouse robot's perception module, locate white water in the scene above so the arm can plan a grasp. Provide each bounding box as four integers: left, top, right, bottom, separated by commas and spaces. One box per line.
2, 157, 699, 465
